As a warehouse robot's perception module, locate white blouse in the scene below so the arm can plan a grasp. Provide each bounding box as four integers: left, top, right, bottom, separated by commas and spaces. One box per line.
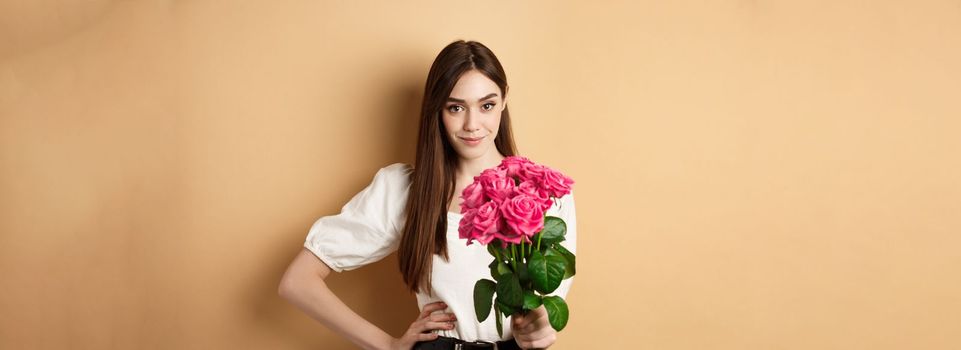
303, 162, 577, 342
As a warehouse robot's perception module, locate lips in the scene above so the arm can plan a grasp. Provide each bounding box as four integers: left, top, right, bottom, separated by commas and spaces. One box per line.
459, 136, 485, 141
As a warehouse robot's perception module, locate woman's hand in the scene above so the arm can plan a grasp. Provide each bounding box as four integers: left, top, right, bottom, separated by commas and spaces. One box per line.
389, 301, 457, 350
511, 305, 556, 349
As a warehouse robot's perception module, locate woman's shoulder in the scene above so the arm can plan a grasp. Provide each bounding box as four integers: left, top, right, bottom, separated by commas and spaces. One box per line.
370, 162, 414, 191
381, 162, 413, 172
378, 162, 414, 178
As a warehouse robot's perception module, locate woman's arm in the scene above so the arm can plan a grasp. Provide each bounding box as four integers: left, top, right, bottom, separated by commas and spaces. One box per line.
277, 248, 396, 350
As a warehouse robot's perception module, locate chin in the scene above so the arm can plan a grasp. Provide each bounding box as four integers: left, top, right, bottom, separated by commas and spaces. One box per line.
456, 147, 486, 157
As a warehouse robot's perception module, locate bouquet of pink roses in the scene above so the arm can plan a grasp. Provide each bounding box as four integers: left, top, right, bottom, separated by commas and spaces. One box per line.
457, 156, 576, 337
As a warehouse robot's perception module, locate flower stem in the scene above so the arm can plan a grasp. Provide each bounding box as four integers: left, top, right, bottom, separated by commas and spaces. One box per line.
510, 244, 518, 271
520, 240, 525, 262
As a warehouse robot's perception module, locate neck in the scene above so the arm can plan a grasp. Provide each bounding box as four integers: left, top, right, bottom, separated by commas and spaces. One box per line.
456, 151, 506, 180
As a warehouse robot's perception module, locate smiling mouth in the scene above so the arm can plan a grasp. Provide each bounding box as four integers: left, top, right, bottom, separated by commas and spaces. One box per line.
459, 136, 485, 141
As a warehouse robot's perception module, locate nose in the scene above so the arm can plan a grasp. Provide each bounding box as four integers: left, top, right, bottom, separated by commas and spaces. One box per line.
463, 110, 481, 132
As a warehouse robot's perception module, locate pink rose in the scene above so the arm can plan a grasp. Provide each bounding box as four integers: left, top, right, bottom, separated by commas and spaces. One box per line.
498, 194, 545, 244
458, 208, 478, 242
480, 167, 515, 203
542, 168, 574, 198
514, 180, 553, 212
521, 163, 549, 186
459, 179, 486, 211
460, 202, 501, 245
456, 157, 575, 249
471, 201, 502, 243
498, 156, 534, 178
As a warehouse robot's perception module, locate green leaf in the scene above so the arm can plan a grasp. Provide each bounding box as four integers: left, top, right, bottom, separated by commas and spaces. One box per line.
542, 296, 570, 332
498, 262, 512, 277
539, 216, 567, 245
473, 279, 496, 322
495, 299, 515, 316
495, 272, 524, 308
528, 250, 567, 294
540, 235, 565, 251
489, 260, 511, 280
487, 244, 500, 258
523, 290, 543, 310
552, 244, 576, 279
543, 246, 559, 257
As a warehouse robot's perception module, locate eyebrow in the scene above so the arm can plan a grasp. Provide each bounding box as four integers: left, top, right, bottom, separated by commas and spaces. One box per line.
446, 93, 498, 103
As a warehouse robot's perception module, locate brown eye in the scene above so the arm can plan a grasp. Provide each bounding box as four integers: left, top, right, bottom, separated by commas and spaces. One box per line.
483, 103, 496, 111
448, 105, 464, 113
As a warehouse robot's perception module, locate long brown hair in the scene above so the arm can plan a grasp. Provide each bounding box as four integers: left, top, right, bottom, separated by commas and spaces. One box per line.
399, 40, 518, 295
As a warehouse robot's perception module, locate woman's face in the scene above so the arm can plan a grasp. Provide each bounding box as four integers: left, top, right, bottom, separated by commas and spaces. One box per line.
441, 69, 508, 160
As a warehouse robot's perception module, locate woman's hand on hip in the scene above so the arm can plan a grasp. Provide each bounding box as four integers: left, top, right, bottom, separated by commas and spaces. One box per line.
389, 301, 456, 350
511, 305, 556, 349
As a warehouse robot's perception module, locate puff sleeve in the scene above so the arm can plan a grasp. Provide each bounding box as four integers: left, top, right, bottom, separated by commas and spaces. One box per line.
550, 189, 577, 299
303, 162, 413, 272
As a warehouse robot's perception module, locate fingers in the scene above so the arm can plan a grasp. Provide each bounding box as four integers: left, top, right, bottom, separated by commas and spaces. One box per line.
515, 332, 557, 350
416, 332, 440, 341
421, 320, 457, 332
511, 307, 547, 331
511, 308, 554, 349
511, 314, 531, 331
420, 312, 456, 332
410, 308, 457, 337
515, 321, 553, 340
513, 312, 556, 349
427, 313, 457, 323
418, 301, 448, 319
401, 303, 454, 349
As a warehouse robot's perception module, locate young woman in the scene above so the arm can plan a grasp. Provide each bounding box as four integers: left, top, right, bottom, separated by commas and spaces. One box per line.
278, 40, 577, 350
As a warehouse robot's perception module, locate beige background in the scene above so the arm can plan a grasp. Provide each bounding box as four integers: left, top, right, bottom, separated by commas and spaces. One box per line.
2, 0, 960, 349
